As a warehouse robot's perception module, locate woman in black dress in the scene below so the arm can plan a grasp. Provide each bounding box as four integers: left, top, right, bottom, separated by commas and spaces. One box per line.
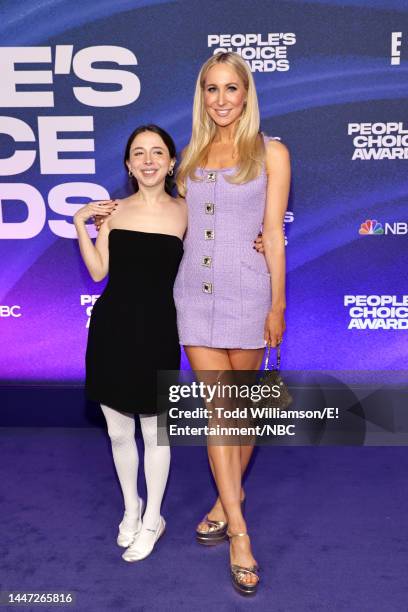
74, 125, 187, 562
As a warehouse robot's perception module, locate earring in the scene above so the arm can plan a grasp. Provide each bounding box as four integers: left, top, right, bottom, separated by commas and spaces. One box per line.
128, 170, 133, 177
168, 168, 174, 176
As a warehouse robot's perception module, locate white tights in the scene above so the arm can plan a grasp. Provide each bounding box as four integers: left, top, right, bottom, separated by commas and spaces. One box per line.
101, 404, 170, 528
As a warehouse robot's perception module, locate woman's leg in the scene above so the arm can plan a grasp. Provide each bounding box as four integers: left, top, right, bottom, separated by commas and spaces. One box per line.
123, 413, 170, 557
230, 347, 265, 494
100, 404, 141, 517
139, 413, 171, 528
185, 346, 264, 584
204, 446, 250, 524
192, 348, 263, 528
226, 348, 264, 585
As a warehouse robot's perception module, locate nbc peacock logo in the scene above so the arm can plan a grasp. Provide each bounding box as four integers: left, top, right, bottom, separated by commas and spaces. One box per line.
359, 220, 384, 235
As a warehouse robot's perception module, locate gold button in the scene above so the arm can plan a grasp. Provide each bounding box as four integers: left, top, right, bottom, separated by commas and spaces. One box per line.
202, 256, 212, 267
205, 230, 214, 240
202, 282, 213, 294
205, 202, 214, 214
207, 172, 216, 182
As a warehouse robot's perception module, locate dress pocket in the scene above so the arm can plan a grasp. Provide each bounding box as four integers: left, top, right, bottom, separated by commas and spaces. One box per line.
240, 261, 271, 306
240, 249, 271, 278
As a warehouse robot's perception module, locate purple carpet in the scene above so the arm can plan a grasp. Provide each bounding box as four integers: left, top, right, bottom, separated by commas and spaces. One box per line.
1, 428, 407, 611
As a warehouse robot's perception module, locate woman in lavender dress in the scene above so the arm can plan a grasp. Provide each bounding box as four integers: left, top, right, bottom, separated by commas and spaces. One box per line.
175, 52, 290, 595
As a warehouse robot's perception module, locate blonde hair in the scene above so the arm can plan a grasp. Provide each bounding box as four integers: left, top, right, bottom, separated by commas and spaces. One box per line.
176, 52, 265, 197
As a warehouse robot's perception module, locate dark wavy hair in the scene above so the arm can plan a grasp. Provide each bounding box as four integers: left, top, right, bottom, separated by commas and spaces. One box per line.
124, 124, 176, 195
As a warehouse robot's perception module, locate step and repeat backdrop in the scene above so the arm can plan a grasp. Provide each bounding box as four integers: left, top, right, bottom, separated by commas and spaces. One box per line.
0, 0, 407, 383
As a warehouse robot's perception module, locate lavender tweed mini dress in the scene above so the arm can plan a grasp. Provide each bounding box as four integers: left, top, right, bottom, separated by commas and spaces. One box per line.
174, 134, 279, 349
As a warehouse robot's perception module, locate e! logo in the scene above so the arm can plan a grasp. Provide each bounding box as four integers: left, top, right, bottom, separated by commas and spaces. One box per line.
391, 32, 402, 65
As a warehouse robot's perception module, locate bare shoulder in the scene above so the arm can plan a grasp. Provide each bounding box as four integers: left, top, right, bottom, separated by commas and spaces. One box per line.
112, 197, 126, 209
106, 196, 125, 215
265, 138, 290, 160
167, 196, 187, 237
171, 196, 188, 222
264, 138, 290, 174
103, 197, 124, 231
174, 195, 187, 209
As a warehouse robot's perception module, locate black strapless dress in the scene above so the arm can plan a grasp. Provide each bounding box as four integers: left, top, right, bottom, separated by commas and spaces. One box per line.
85, 229, 183, 414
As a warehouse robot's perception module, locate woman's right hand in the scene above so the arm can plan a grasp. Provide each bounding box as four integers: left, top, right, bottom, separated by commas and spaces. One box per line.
73, 200, 117, 227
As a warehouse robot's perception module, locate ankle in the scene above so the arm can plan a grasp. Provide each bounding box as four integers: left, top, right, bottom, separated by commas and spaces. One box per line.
141, 514, 161, 529
228, 519, 247, 535
125, 507, 139, 516
125, 497, 142, 516
213, 497, 224, 509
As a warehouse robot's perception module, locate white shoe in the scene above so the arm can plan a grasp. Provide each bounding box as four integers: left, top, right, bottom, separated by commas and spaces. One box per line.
117, 498, 145, 548
122, 516, 166, 562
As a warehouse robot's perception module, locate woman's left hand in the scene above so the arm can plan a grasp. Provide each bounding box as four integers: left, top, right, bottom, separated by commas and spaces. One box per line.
253, 232, 264, 253
264, 309, 285, 347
